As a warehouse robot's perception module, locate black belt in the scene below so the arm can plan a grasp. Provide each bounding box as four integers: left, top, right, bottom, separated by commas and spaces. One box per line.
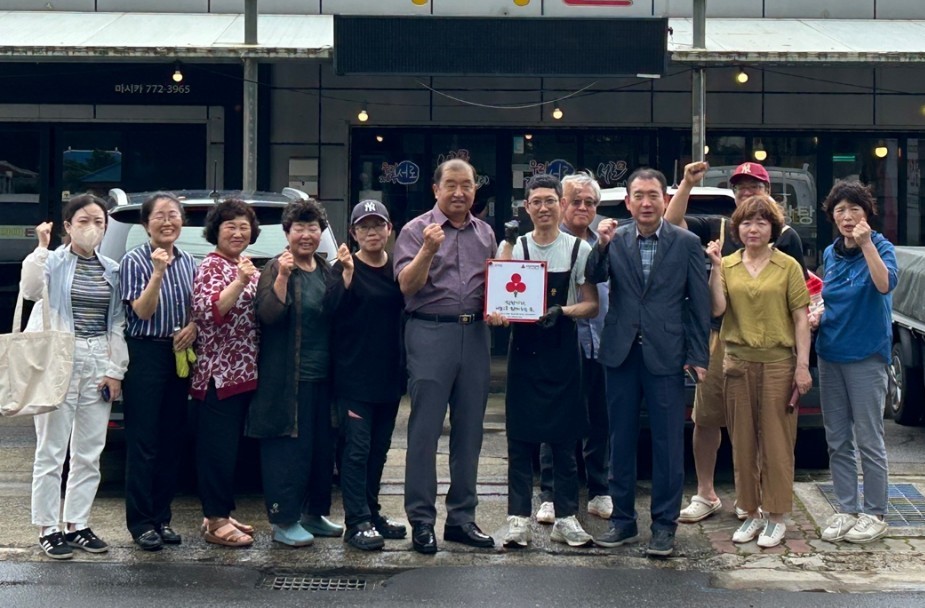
409, 311, 483, 325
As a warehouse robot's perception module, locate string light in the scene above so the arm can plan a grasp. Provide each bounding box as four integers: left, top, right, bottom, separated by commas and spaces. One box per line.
524, 133, 533, 140
735, 68, 749, 84
874, 140, 888, 158
753, 139, 767, 161
375, 134, 384, 142
357, 106, 369, 122
552, 106, 563, 120
172, 62, 183, 83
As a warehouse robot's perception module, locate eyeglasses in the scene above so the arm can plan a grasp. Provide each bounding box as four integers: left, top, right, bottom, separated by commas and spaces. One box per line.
569, 198, 598, 208
733, 183, 765, 194
290, 225, 322, 236
527, 198, 559, 208
149, 212, 182, 223
355, 222, 388, 235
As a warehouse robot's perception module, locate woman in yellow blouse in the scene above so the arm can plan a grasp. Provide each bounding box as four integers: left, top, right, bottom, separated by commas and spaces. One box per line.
706, 195, 811, 549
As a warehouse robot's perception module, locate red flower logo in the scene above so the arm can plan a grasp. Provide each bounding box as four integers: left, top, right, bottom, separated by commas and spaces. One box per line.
506, 273, 527, 298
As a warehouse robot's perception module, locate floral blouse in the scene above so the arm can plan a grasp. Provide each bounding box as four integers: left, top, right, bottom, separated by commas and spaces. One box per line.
190, 252, 259, 400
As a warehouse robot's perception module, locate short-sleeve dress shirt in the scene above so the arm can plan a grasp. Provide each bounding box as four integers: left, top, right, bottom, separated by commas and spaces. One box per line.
119, 242, 197, 338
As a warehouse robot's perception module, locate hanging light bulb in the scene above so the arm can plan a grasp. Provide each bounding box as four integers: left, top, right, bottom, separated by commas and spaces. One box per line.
735, 68, 749, 84
357, 106, 369, 122
874, 140, 888, 158
524, 133, 533, 140
753, 140, 767, 162
172, 62, 184, 83
375, 134, 384, 143
552, 106, 563, 120
704, 145, 710, 155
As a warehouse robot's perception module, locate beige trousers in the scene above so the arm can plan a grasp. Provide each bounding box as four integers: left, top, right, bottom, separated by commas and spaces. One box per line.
723, 355, 798, 514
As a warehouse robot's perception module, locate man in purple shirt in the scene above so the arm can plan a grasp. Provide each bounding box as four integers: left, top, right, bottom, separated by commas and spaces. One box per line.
394, 158, 498, 554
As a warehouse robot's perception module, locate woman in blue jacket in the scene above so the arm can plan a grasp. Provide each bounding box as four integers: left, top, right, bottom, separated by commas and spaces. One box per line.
812, 180, 898, 545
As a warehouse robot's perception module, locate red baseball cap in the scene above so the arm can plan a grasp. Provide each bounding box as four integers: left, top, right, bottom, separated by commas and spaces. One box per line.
729, 162, 770, 185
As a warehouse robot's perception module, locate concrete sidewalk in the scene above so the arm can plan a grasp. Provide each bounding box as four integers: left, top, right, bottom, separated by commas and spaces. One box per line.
2, 391, 925, 593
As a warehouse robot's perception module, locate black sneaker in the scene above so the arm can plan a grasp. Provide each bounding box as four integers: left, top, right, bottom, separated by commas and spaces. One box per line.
345, 522, 385, 551
646, 529, 675, 557
65, 527, 109, 554
39, 531, 73, 560
372, 514, 407, 540
593, 525, 640, 548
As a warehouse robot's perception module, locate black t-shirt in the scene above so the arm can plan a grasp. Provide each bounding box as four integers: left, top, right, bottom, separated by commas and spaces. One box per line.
324, 255, 405, 403
297, 267, 330, 381
684, 215, 807, 328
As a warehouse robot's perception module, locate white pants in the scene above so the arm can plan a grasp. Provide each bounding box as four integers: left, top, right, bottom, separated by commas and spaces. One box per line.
32, 336, 113, 529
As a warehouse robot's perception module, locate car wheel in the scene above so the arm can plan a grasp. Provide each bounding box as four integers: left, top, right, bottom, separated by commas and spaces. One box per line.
889, 342, 925, 426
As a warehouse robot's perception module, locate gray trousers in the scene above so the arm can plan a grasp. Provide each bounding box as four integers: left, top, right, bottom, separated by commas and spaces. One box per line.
403, 318, 490, 527
819, 355, 890, 516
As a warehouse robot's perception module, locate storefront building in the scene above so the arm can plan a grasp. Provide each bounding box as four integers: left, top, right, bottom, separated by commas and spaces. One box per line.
2, 0, 925, 291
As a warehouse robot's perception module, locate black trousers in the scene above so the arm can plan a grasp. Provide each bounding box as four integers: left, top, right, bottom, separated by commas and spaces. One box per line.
123, 338, 189, 538
508, 438, 578, 518
540, 355, 610, 501
260, 380, 333, 525
338, 398, 400, 528
195, 383, 252, 519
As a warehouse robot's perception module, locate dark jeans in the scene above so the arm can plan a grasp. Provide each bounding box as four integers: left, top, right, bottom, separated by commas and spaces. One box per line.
195, 383, 252, 519
123, 338, 189, 538
606, 341, 685, 533
540, 355, 609, 502
509, 438, 578, 518
260, 380, 333, 525
339, 398, 400, 527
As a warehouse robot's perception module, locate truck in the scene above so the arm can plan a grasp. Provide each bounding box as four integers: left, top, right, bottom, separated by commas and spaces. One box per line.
889, 246, 925, 426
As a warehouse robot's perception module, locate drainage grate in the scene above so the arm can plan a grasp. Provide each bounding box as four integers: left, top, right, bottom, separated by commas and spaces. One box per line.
817, 482, 925, 525
261, 576, 367, 592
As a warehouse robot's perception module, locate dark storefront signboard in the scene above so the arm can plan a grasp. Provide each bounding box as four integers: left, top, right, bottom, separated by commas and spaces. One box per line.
0, 64, 242, 105
334, 16, 667, 77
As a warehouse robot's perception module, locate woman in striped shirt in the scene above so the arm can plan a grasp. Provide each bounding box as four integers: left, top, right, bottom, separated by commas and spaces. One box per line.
119, 192, 198, 552
20, 194, 128, 559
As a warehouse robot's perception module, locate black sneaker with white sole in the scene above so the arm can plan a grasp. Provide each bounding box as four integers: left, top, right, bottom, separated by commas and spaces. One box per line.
65, 527, 109, 553
345, 522, 385, 551
39, 531, 74, 560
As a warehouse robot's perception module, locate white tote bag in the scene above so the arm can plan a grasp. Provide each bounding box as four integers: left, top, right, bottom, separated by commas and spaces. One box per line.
0, 286, 74, 417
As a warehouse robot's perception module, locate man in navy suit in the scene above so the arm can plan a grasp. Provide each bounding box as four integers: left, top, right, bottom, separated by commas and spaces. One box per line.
585, 168, 710, 557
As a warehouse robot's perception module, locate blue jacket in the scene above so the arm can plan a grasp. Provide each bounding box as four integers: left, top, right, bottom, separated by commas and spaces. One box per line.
816, 232, 897, 364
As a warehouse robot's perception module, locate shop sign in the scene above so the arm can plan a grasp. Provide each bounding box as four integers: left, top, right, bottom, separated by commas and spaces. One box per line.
527, 159, 575, 183
596, 160, 629, 186
379, 160, 420, 185
436, 149, 491, 188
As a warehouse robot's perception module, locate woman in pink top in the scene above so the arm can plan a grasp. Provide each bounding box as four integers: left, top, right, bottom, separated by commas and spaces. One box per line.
190, 199, 260, 547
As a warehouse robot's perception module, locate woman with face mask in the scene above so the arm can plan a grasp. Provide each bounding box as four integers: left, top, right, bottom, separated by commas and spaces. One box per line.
19, 194, 128, 560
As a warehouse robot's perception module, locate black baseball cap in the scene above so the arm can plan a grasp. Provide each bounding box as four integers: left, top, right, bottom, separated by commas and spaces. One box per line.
350, 200, 390, 225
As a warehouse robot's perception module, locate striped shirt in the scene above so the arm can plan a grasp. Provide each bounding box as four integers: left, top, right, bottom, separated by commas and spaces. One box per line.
119, 242, 197, 338
70, 252, 111, 338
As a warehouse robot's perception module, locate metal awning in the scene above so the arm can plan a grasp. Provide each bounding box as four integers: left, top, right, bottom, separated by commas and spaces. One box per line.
0, 11, 333, 61
669, 18, 925, 65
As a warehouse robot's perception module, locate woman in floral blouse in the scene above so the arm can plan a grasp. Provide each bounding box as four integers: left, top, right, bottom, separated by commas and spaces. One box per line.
190, 199, 260, 547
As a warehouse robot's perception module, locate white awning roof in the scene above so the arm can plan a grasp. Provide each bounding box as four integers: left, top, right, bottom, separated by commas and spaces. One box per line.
0, 11, 333, 61
669, 18, 925, 64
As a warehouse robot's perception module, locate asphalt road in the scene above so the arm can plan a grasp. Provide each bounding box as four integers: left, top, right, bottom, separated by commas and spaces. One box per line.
0, 563, 923, 608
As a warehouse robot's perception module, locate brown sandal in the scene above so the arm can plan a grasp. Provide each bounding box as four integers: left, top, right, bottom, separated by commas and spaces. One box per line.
203, 518, 254, 547
200, 517, 255, 536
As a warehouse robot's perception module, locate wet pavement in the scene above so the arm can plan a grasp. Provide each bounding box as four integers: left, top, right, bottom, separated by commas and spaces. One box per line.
2, 371, 925, 594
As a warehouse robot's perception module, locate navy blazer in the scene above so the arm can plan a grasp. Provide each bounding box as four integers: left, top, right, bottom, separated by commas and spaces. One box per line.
585, 220, 710, 376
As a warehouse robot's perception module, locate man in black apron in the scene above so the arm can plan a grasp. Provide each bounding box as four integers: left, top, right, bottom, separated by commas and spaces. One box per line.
488, 174, 599, 548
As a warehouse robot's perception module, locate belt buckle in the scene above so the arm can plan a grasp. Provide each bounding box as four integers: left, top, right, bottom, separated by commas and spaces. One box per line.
458, 314, 474, 325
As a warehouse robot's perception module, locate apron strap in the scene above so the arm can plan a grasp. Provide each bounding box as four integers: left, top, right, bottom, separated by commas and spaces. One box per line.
569, 235, 581, 269
520, 236, 531, 260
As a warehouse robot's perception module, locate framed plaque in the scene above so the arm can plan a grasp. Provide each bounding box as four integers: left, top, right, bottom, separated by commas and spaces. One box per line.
484, 259, 547, 323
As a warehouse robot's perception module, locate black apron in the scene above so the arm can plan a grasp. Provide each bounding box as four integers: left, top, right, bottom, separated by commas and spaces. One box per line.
505, 236, 588, 443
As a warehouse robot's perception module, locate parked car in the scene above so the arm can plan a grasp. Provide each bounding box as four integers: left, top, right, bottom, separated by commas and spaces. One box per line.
99, 188, 339, 448
593, 185, 826, 464
888, 246, 925, 426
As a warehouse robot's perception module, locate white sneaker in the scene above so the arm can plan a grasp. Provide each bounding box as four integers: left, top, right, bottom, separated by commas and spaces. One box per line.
536, 501, 556, 525
757, 521, 786, 548
734, 503, 763, 521
550, 515, 592, 547
821, 513, 858, 542
845, 514, 888, 544
503, 515, 532, 548
732, 517, 765, 543
587, 495, 613, 519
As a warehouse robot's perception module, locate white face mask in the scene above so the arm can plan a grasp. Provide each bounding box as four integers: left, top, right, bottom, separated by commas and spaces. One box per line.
69, 224, 104, 252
